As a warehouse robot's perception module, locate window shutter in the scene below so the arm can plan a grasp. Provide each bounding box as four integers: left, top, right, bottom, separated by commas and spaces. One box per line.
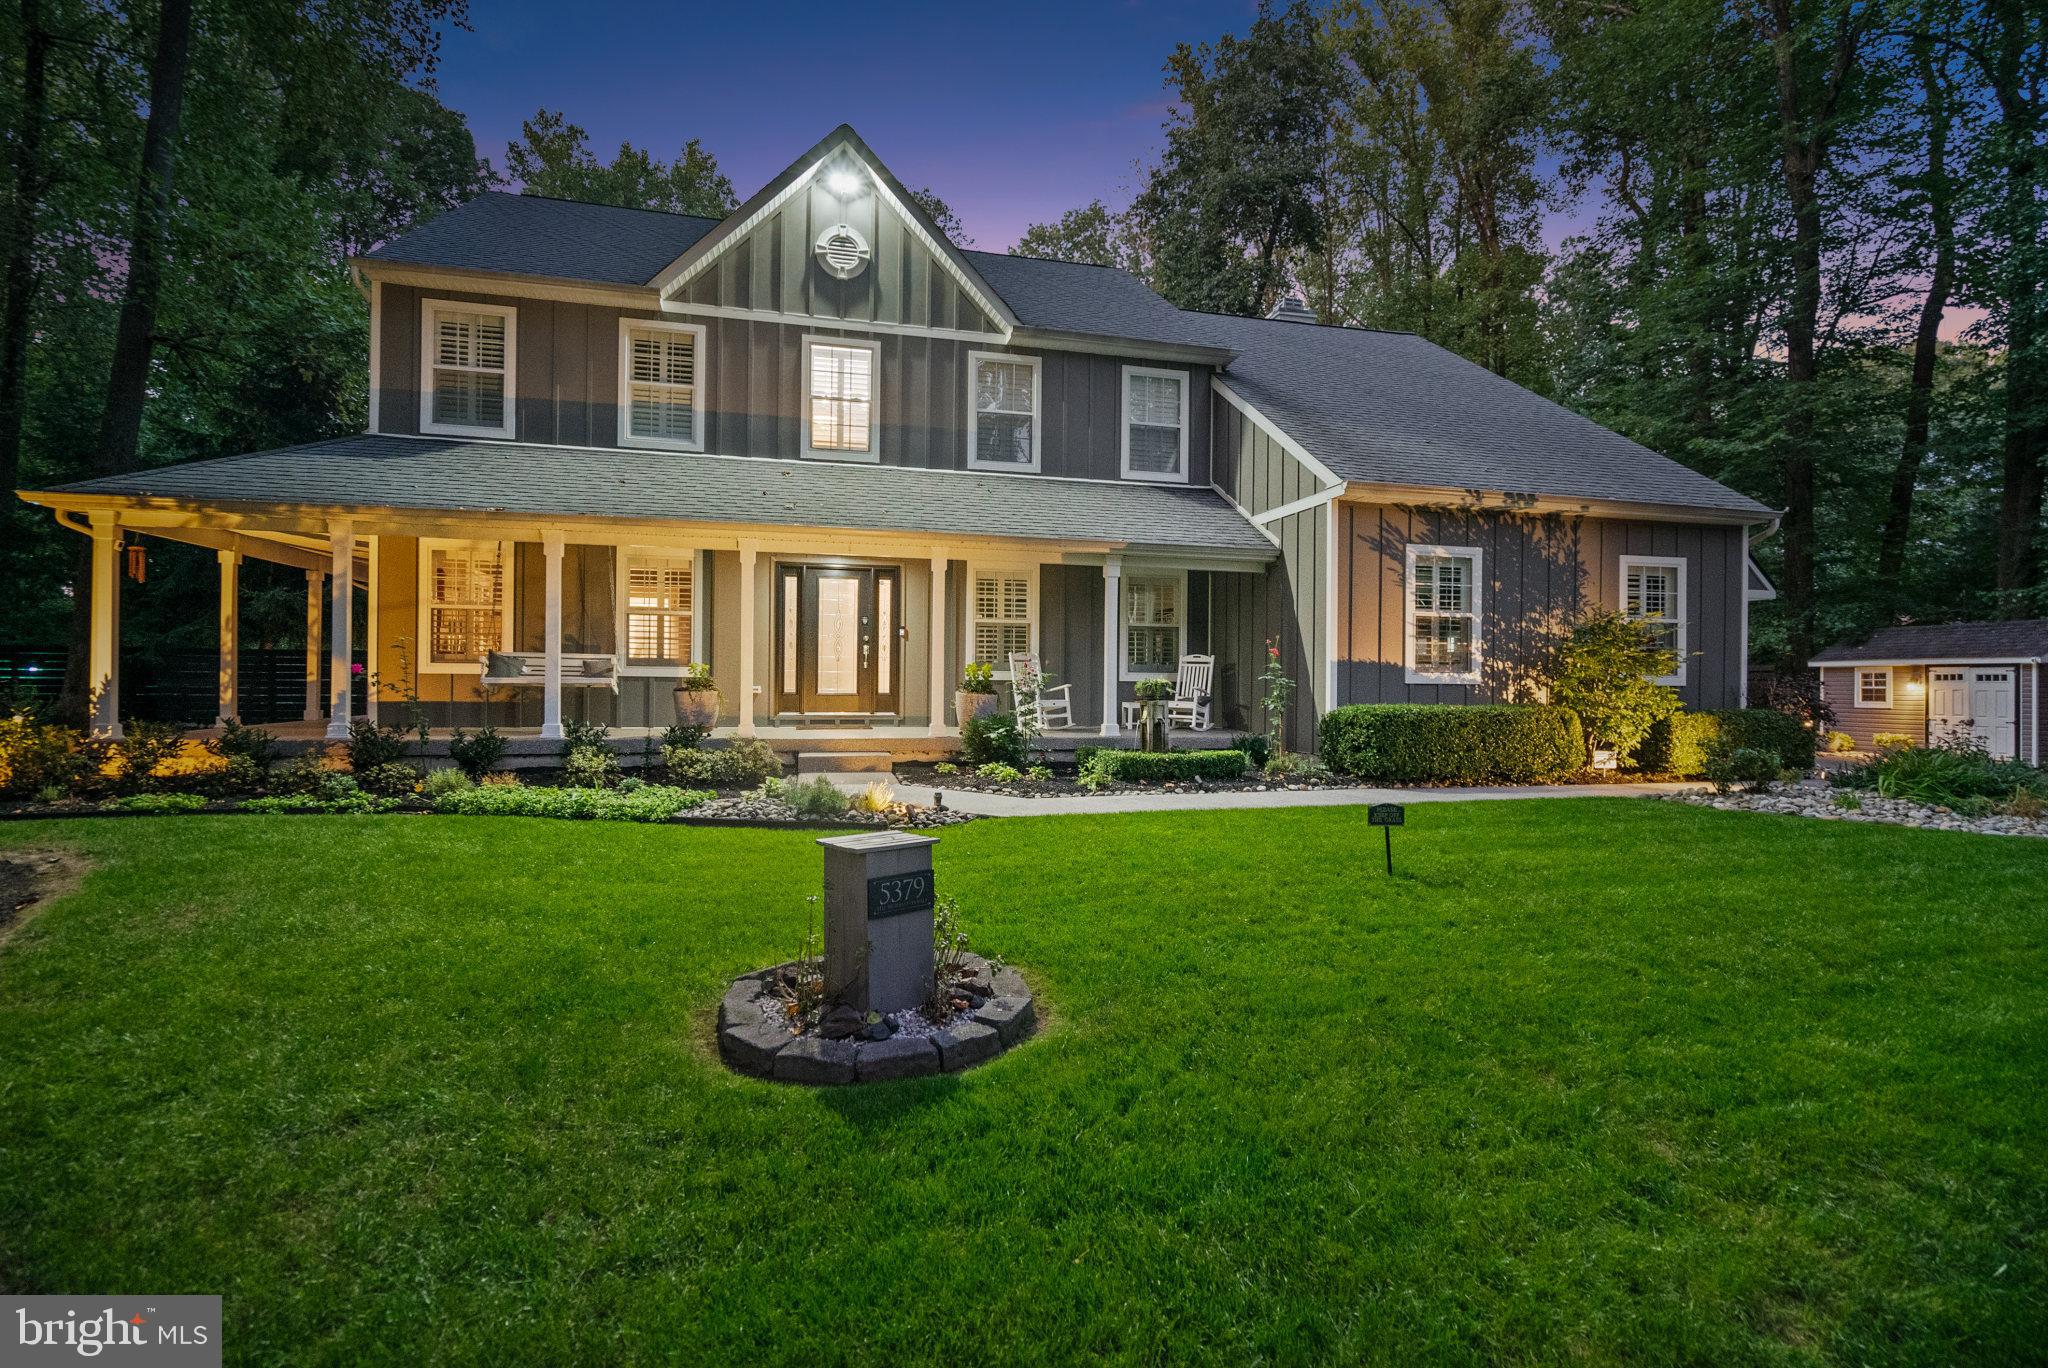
626, 329, 697, 444
972, 570, 1032, 667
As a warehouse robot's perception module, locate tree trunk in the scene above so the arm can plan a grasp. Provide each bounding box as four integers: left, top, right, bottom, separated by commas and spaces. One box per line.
55, 0, 195, 723
1875, 32, 1957, 594
0, 0, 50, 507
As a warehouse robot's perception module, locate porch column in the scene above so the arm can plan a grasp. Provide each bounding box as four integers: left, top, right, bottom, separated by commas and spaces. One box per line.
215, 549, 240, 725
736, 543, 757, 737
540, 532, 565, 742
928, 553, 948, 738
302, 570, 324, 722
1099, 555, 1122, 737
87, 513, 122, 738
326, 520, 353, 740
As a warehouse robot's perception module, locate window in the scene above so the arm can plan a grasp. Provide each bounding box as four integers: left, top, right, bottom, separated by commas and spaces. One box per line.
802, 336, 878, 460
419, 540, 508, 670
1621, 555, 1687, 685
622, 553, 694, 669
420, 300, 515, 438
1121, 366, 1188, 481
967, 352, 1040, 471
970, 568, 1034, 673
1404, 544, 1482, 684
1856, 667, 1892, 708
1121, 574, 1185, 679
618, 321, 703, 450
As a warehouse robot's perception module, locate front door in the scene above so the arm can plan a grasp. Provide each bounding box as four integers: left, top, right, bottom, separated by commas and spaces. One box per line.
775, 564, 901, 716
1929, 666, 2016, 758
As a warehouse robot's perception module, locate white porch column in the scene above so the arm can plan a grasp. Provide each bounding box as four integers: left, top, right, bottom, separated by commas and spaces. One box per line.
326, 520, 353, 740
215, 549, 240, 725
302, 570, 324, 722
363, 535, 380, 725
87, 514, 122, 738
927, 553, 948, 738
1099, 555, 1122, 737
736, 543, 757, 737
540, 532, 565, 741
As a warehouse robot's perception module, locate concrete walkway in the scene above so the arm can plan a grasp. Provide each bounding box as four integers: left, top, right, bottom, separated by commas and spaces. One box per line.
882, 779, 1706, 818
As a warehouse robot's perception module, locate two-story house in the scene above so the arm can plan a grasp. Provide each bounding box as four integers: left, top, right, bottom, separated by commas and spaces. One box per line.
19, 125, 1777, 756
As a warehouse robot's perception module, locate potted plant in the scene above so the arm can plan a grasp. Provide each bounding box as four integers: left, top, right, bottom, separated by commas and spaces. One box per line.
1134, 678, 1173, 753
672, 663, 720, 730
956, 661, 999, 727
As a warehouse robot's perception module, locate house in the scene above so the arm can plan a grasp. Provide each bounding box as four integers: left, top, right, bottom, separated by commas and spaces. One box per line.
1811, 621, 2048, 762
16, 125, 1777, 758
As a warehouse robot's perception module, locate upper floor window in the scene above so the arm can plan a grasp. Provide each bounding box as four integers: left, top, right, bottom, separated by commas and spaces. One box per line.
1121, 366, 1188, 483
803, 336, 878, 461
968, 352, 1041, 471
622, 552, 695, 669
619, 321, 704, 451
421, 300, 515, 439
1405, 544, 1481, 685
420, 539, 509, 670
1121, 573, 1185, 678
1621, 556, 1686, 685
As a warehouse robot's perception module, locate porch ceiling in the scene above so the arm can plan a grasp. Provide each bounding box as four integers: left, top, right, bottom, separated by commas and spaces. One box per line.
22, 434, 1277, 560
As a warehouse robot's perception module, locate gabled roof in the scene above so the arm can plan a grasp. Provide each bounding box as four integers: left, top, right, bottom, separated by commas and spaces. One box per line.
364, 191, 717, 285
1811, 620, 2048, 665
33, 436, 1275, 556
962, 251, 1221, 352
1204, 312, 1774, 519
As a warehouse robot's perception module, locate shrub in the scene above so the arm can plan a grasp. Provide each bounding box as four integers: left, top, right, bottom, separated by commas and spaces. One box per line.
975, 762, 1022, 782
1319, 705, 1583, 784
101, 791, 207, 814
1545, 612, 1681, 765
1706, 746, 1779, 793
447, 725, 507, 781
1026, 764, 1053, 782
1822, 730, 1856, 754
1833, 791, 1863, 811
561, 718, 610, 751
243, 791, 402, 815
662, 744, 711, 784
357, 761, 423, 797
706, 737, 782, 787
346, 720, 409, 772
0, 715, 94, 797
206, 719, 280, 771
562, 746, 619, 788
1080, 749, 1249, 783
1638, 709, 1818, 776
960, 711, 1026, 768
661, 719, 711, 752
434, 782, 710, 821
423, 767, 473, 798
1242, 733, 1271, 770
765, 775, 850, 818
1264, 750, 1329, 780
1873, 732, 1914, 751
206, 754, 269, 798
110, 720, 186, 791
1846, 743, 2047, 808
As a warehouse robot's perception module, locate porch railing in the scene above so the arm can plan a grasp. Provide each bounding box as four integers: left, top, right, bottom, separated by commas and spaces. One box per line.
0, 643, 366, 726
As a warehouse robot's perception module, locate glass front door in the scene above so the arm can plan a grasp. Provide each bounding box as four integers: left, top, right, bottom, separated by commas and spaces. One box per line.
775, 564, 901, 716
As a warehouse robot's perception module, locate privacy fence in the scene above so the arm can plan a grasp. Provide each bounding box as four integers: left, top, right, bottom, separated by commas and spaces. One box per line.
0, 645, 367, 725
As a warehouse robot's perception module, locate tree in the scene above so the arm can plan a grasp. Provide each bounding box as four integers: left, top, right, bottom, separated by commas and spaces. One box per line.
1014, 200, 1137, 268
905, 186, 973, 247
1545, 612, 1682, 766
504, 109, 736, 216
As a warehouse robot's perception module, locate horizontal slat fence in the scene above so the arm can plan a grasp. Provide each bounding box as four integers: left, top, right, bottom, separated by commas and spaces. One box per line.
0, 644, 366, 725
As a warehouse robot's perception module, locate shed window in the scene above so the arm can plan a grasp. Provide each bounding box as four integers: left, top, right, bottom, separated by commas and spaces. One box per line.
421, 540, 508, 668
422, 302, 514, 438
1621, 556, 1687, 685
1122, 575, 1184, 677
1405, 545, 1482, 684
804, 338, 877, 459
1121, 367, 1188, 481
1857, 668, 1892, 706
969, 353, 1040, 470
624, 554, 693, 667
620, 322, 702, 449
971, 569, 1033, 672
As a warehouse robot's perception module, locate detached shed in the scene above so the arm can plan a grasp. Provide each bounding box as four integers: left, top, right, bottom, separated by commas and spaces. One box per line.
1810, 620, 2048, 762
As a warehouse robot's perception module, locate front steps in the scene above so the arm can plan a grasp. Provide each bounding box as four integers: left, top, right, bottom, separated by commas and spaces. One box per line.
795, 751, 895, 776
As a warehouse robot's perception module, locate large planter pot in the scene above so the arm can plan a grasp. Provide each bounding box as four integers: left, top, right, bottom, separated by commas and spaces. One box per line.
956, 690, 999, 727
1138, 699, 1168, 753
673, 686, 721, 730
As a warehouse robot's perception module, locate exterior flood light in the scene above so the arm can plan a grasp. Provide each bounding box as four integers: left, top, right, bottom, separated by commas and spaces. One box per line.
825, 168, 864, 197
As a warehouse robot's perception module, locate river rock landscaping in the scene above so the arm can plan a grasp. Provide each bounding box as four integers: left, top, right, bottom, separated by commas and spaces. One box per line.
1672, 780, 2048, 838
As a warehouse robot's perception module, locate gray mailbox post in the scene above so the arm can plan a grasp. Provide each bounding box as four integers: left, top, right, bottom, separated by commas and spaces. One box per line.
818, 831, 938, 1015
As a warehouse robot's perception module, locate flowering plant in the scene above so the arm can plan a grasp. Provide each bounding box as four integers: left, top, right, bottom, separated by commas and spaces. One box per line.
1259, 638, 1295, 753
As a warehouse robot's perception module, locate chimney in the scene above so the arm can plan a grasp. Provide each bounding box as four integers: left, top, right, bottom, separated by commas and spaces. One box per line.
1266, 294, 1317, 324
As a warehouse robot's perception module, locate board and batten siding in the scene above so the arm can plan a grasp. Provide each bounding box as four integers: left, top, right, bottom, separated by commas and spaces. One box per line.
377, 283, 1209, 483
1334, 503, 1749, 711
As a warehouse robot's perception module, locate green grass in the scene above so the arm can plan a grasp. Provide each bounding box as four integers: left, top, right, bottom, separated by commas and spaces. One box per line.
0, 803, 2042, 1365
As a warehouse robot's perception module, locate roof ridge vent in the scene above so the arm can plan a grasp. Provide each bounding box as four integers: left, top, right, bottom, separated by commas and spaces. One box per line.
1266, 294, 1318, 324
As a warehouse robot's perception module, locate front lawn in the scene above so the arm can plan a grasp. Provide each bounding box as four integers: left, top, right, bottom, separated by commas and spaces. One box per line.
0, 804, 2041, 1364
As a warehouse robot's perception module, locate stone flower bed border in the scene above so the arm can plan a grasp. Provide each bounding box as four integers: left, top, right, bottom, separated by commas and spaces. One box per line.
718, 954, 1036, 1085
1671, 781, 2048, 839
0, 792, 975, 831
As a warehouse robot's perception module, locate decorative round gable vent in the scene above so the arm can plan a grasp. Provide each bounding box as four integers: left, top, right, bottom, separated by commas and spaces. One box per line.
814, 223, 871, 281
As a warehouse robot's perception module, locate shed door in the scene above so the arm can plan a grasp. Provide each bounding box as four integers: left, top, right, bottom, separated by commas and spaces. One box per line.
1929, 670, 1969, 745
1970, 669, 2016, 759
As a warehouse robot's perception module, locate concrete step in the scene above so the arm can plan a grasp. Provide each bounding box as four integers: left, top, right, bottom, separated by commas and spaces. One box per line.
795, 751, 895, 775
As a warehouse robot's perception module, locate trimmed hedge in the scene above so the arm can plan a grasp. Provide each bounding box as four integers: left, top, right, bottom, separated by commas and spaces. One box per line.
1078, 749, 1250, 782
1638, 709, 1816, 776
1318, 705, 1584, 784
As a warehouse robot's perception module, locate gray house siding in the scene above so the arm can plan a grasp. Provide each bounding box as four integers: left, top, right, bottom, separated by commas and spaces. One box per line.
1335, 502, 1748, 711
1211, 393, 1336, 517
377, 284, 1209, 484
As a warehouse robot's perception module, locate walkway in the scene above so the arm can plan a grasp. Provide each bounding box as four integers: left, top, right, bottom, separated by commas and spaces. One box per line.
881, 780, 1707, 818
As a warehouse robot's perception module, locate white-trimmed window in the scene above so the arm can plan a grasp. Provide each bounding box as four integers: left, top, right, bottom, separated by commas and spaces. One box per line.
1121, 573, 1185, 678
618, 320, 704, 450
1404, 544, 1481, 684
1621, 555, 1687, 685
621, 552, 697, 670
1856, 667, 1892, 708
419, 539, 510, 670
802, 336, 878, 460
967, 351, 1040, 471
1121, 366, 1188, 482
420, 300, 515, 439
969, 567, 1034, 674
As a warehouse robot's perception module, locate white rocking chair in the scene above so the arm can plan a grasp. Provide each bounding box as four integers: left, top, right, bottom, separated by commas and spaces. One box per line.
1007, 652, 1074, 731
1164, 654, 1215, 731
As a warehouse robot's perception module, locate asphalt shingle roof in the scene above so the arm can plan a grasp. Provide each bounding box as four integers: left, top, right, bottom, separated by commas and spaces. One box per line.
1813, 620, 2048, 664
365, 192, 716, 285
961, 251, 1221, 350
49, 436, 1274, 555
1201, 313, 1773, 517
